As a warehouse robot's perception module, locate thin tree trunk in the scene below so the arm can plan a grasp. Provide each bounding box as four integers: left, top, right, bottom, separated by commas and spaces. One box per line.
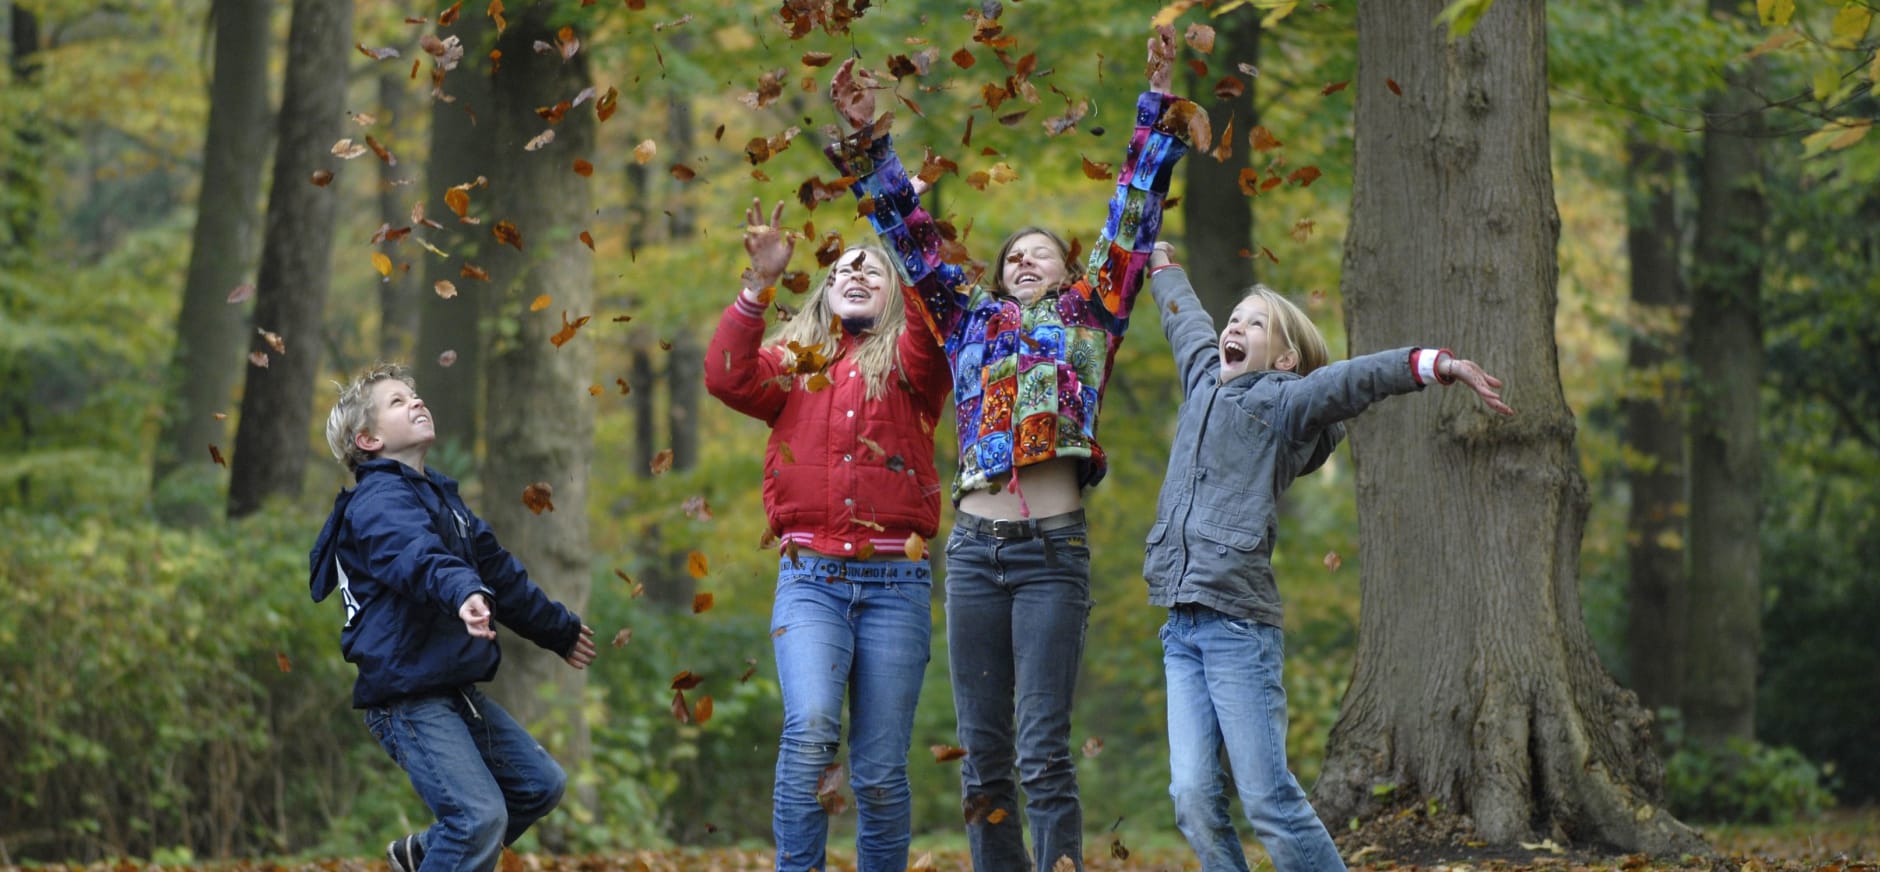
377, 70, 419, 361
1180, 6, 1258, 320
665, 89, 701, 477
414, 11, 492, 466
152, 0, 273, 522
478, 1, 596, 845
1682, 0, 1765, 748
3, 0, 42, 505
226, 0, 351, 519
1317, 0, 1703, 854
1620, 134, 1688, 715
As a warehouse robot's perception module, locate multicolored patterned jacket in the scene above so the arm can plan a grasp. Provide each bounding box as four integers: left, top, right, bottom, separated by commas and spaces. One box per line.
826, 90, 1192, 502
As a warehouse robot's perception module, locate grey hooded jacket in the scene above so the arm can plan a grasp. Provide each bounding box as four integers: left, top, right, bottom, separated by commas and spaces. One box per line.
1142, 267, 1439, 627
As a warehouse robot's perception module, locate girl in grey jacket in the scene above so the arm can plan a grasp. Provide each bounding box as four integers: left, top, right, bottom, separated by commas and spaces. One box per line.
1141, 242, 1512, 872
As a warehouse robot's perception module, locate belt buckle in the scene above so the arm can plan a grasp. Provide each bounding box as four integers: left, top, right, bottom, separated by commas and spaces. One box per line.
989, 518, 1029, 539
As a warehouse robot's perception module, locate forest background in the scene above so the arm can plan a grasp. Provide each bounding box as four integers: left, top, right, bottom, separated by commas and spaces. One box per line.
1, 0, 1877, 867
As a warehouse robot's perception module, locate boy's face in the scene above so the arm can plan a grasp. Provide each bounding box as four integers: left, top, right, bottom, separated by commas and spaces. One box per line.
1219, 297, 1292, 383
356, 378, 434, 463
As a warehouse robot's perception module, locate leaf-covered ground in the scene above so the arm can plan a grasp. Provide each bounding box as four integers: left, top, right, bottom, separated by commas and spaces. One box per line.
5, 807, 1871, 872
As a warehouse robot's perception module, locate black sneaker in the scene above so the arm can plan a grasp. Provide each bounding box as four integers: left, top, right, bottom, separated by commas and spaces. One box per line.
386, 833, 424, 872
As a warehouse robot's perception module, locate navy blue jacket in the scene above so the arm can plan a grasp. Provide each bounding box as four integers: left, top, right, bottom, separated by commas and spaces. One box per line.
309, 458, 583, 708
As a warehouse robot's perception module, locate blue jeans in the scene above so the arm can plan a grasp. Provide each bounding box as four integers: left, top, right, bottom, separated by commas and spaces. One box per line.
944, 518, 1092, 872
363, 687, 566, 872
1162, 606, 1345, 872
770, 555, 932, 872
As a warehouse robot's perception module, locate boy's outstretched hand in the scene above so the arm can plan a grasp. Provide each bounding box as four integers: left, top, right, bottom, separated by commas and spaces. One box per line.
1445, 358, 1516, 416
459, 594, 496, 640
564, 624, 597, 669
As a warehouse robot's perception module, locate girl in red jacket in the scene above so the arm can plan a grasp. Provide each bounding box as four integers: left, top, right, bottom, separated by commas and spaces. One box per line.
704, 199, 952, 872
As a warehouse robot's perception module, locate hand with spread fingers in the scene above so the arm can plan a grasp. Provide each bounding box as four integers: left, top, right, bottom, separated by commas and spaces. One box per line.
742, 198, 792, 291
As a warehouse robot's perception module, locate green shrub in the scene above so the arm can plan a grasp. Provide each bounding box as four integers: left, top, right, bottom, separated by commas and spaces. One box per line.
1658, 709, 1836, 824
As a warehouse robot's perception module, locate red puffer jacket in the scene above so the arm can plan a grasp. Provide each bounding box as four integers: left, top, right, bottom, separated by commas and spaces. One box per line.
704, 291, 951, 558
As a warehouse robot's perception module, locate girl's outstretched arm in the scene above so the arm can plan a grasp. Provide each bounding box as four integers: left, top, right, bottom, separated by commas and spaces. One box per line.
703, 199, 793, 423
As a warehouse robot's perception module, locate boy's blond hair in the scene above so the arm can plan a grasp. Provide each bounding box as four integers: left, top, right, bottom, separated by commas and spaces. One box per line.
768, 244, 911, 401
1244, 285, 1330, 375
325, 363, 417, 472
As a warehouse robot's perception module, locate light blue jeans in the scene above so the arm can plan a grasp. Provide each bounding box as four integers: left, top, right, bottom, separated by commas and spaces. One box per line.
769, 555, 932, 872
944, 518, 1092, 872
1162, 605, 1345, 872
363, 687, 566, 872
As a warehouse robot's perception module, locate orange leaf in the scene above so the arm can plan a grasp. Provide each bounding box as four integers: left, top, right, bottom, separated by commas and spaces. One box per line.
932, 744, 967, 762
1184, 23, 1216, 54
460, 263, 489, 281
1321, 80, 1350, 96
1287, 166, 1322, 187
670, 163, 697, 181
801, 51, 832, 67
529, 294, 552, 311
445, 187, 471, 220
904, 533, 925, 561
687, 551, 709, 579
371, 251, 393, 278
521, 482, 555, 513
692, 591, 714, 613
208, 444, 226, 467
856, 541, 876, 560
1250, 125, 1283, 152
671, 670, 704, 691
579, 230, 594, 250
650, 448, 674, 475
693, 695, 714, 724
1386, 78, 1403, 96
951, 47, 975, 68
492, 220, 523, 250
1236, 167, 1261, 196
549, 310, 591, 348
1214, 76, 1245, 100
572, 158, 593, 176
987, 808, 1009, 824
275, 652, 293, 673
257, 327, 286, 354
596, 86, 618, 122
611, 627, 632, 647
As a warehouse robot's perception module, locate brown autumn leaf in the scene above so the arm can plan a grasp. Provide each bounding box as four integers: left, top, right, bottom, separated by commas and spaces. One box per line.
801, 50, 832, 67
931, 744, 967, 762
781, 271, 811, 295
611, 627, 632, 648
670, 163, 697, 181
1211, 117, 1236, 162
208, 444, 226, 467
438, 1, 461, 26
778, 442, 796, 464
1387, 77, 1403, 96
1250, 125, 1283, 152
816, 764, 848, 815
556, 24, 579, 60
1260, 245, 1279, 263
856, 541, 877, 560
357, 42, 400, 60
489, 0, 505, 33
987, 808, 1009, 825
615, 377, 630, 395
670, 689, 690, 723
572, 158, 593, 176
650, 448, 675, 475
1214, 75, 1245, 100
903, 533, 924, 561
1288, 165, 1322, 187
257, 327, 286, 354
692, 591, 714, 613
1237, 167, 1261, 196
310, 169, 334, 187
549, 311, 591, 348
951, 47, 975, 68
670, 670, 704, 691
587, 384, 602, 397
275, 651, 293, 673
693, 695, 714, 724
1081, 736, 1105, 758
460, 263, 489, 281
739, 657, 758, 683
579, 230, 594, 250
1080, 155, 1113, 180
1323, 550, 1343, 572
365, 135, 395, 165
521, 482, 555, 513
682, 494, 714, 521
1321, 80, 1350, 96
686, 551, 709, 579
1290, 218, 1315, 243
596, 86, 618, 121
227, 283, 255, 304
1184, 23, 1216, 53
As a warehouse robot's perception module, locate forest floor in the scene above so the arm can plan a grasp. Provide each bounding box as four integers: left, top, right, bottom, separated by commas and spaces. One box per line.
3, 807, 1872, 872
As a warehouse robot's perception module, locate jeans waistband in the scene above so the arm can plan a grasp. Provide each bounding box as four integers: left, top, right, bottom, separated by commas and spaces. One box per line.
777, 555, 931, 582
955, 508, 1086, 540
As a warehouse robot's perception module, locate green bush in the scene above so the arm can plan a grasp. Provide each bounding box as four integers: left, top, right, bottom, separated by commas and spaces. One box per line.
1658, 709, 1836, 825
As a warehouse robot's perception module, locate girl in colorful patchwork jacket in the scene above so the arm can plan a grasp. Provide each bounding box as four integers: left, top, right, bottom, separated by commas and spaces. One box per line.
704, 200, 951, 872
823, 27, 1192, 871
1141, 241, 1513, 872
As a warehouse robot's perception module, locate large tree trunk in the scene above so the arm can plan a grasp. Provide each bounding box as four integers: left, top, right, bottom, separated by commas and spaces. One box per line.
1620, 134, 1688, 715
1317, 0, 1704, 854
225, 0, 350, 519
151, 0, 273, 522
1681, 0, 1765, 748
1179, 7, 1258, 320
414, 11, 493, 466
478, 2, 595, 845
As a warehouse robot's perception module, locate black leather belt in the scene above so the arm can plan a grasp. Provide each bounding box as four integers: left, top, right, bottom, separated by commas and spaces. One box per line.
956, 509, 1085, 540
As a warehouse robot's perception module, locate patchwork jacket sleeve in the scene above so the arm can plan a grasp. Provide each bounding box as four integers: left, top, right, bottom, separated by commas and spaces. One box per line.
1084, 90, 1193, 335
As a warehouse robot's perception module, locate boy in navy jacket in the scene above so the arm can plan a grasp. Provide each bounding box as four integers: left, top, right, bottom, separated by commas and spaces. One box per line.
310, 363, 596, 872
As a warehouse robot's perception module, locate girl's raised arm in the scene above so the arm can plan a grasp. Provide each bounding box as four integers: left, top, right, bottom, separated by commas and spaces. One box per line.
703, 198, 794, 423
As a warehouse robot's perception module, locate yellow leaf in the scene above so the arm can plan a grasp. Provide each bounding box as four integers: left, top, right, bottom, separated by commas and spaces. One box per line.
1756, 0, 1794, 27
1829, 2, 1872, 49
903, 533, 924, 561
1150, 0, 1201, 28
1828, 118, 1873, 150
1261, 1, 1298, 28
687, 551, 709, 579
529, 294, 552, 312
371, 251, 392, 277
1435, 0, 1495, 39
1653, 529, 1686, 551
987, 161, 1019, 184
1813, 65, 1841, 103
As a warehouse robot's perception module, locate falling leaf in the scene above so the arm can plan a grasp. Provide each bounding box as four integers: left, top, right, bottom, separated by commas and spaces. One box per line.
801, 50, 832, 67
208, 444, 226, 467
572, 158, 593, 176
739, 658, 758, 683
816, 764, 848, 815
212, 412, 227, 421
611, 627, 632, 648
579, 230, 594, 250
331, 138, 369, 160
987, 808, 1009, 825
549, 311, 591, 348
256, 328, 286, 355
1290, 218, 1315, 242
365, 135, 396, 166
686, 550, 709, 579
932, 744, 967, 762
1081, 736, 1105, 758
615, 377, 630, 394
1324, 550, 1343, 572
434, 280, 458, 299
310, 169, 334, 187
372, 251, 393, 278
275, 652, 293, 673
529, 294, 552, 312
357, 42, 400, 60
1111, 838, 1131, 860
670, 689, 690, 723
489, 0, 506, 33
438, 349, 458, 367
1321, 80, 1350, 96
1288, 166, 1322, 187
692, 591, 714, 613
1184, 23, 1215, 53
1261, 246, 1279, 263
556, 24, 579, 59
460, 263, 489, 281
524, 128, 555, 151
438, 1, 461, 25
670, 163, 697, 181
650, 448, 674, 475
633, 138, 657, 164
1387, 78, 1403, 96
693, 695, 714, 724
521, 482, 555, 513
1080, 156, 1113, 180
1250, 125, 1283, 152
682, 495, 714, 521
587, 384, 602, 397
903, 533, 925, 561
1237, 168, 1262, 196
226, 283, 255, 304
778, 443, 796, 464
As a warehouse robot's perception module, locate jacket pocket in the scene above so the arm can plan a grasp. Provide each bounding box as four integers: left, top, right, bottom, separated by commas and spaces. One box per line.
1145, 520, 1169, 546
1192, 519, 1262, 553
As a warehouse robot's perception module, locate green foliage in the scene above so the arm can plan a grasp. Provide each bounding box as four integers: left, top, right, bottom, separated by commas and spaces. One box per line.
1659, 709, 1836, 825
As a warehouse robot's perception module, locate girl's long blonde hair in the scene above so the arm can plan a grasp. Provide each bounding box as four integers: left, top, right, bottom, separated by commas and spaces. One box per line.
1243, 284, 1331, 375
765, 244, 911, 401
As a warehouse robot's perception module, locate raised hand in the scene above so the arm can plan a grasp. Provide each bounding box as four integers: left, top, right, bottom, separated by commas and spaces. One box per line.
830, 58, 878, 131
742, 198, 792, 289
1147, 23, 1177, 94
1446, 358, 1515, 416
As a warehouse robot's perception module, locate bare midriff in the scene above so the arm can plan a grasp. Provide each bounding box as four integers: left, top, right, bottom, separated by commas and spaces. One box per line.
955, 456, 1084, 520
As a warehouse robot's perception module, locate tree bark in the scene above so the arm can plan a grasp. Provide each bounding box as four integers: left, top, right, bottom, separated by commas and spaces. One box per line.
1317, 0, 1704, 854
152, 0, 273, 522
1180, 6, 1258, 320
225, 0, 351, 519
1682, 0, 1765, 748
478, 1, 595, 843
1620, 135, 1688, 715
415, 11, 493, 466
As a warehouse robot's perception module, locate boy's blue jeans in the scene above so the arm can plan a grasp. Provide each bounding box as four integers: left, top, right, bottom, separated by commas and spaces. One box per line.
364, 686, 566, 872
943, 517, 1092, 872
1161, 605, 1345, 872
769, 555, 932, 872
